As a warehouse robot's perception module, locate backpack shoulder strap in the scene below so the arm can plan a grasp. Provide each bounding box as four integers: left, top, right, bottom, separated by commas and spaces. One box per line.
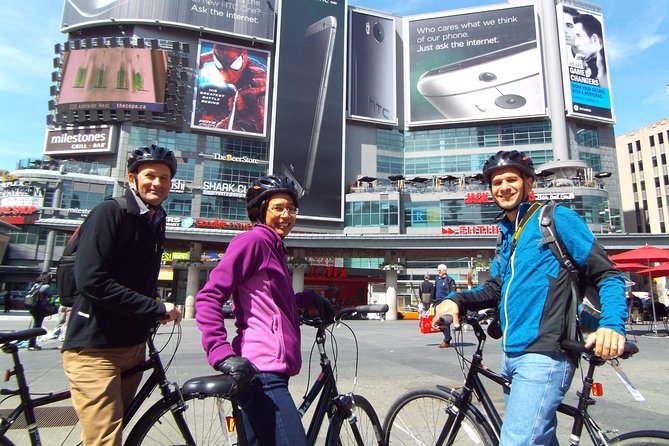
539, 203, 577, 274
539, 202, 583, 342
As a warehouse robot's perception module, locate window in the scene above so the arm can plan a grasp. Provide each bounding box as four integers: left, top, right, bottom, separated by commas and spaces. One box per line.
576, 127, 599, 147
345, 199, 399, 227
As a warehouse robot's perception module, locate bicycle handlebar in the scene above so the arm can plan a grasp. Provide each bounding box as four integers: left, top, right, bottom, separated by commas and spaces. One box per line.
300, 304, 389, 327
337, 304, 389, 318
560, 339, 639, 360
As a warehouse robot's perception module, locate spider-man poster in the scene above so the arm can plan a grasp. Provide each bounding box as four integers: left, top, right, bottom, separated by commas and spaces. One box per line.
191, 40, 270, 137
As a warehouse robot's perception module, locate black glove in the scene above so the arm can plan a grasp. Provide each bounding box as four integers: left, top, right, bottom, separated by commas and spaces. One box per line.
216, 356, 256, 387
312, 294, 336, 321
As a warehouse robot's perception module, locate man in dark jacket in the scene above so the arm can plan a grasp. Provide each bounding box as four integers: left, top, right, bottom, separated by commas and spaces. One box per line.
419, 274, 434, 316
62, 145, 182, 446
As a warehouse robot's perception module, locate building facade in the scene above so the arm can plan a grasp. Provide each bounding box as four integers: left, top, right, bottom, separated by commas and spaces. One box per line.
615, 118, 669, 234
1, 0, 625, 311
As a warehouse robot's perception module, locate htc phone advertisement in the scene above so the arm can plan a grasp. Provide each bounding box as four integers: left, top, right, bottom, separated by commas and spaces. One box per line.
192, 40, 270, 137
406, 5, 546, 126
348, 10, 397, 125
62, 0, 277, 42
271, 0, 345, 221
557, 4, 613, 122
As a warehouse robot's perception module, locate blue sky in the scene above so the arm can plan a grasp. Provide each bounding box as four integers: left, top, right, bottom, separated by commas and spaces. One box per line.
0, 0, 667, 172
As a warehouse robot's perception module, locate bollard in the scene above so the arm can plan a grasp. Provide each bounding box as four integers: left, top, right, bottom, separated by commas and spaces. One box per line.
185, 295, 195, 319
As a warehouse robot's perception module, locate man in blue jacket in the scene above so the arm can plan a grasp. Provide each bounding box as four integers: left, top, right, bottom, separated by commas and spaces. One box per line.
434, 150, 627, 445
433, 264, 456, 348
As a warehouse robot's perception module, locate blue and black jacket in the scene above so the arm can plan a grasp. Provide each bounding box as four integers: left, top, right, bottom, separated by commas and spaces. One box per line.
450, 202, 627, 354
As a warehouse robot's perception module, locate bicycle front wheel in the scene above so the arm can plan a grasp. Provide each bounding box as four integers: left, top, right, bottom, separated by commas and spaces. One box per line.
383, 388, 496, 446
609, 430, 669, 445
325, 394, 384, 446
125, 393, 238, 446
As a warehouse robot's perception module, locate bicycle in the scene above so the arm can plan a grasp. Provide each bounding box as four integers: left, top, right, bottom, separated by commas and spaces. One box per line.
383, 313, 669, 446
1, 322, 228, 446
130, 304, 389, 445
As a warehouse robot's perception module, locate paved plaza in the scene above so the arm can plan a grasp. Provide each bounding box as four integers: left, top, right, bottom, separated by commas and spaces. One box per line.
1, 311, 668, 444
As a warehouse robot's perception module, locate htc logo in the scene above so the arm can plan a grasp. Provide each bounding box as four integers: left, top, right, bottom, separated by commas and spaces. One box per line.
368, 97, 390, 120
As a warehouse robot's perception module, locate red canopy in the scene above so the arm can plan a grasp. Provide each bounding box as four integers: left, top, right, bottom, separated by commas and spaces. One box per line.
614, 262, 650, 272
636, 262, 669, 279
609, 246, 669, 264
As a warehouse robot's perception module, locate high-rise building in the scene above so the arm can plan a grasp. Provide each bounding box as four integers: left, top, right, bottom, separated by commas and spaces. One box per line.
615, 118, 669, 233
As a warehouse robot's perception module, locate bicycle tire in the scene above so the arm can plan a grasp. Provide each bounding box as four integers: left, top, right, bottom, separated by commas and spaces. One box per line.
609, 430, 669, 445
383, 388, 496, 446
324, 394, 384, 446
0, 436, 16, 446
124, 393, 238, 446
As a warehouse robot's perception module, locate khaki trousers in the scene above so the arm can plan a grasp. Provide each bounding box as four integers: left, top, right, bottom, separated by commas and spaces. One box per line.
63, 343, 145, 446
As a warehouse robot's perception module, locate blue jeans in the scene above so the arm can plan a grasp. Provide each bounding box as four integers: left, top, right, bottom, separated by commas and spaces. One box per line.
237, 372, 308, 446
500, 351, 575, 446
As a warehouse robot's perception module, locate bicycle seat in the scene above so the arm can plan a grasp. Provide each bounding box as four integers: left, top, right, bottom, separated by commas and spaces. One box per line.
181, 374, 239, 398
561, 339, 639, 359
0, 328, 47, 345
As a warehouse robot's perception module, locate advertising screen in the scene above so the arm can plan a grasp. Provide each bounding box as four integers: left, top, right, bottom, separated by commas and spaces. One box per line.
270, 0, 345, 221
57, 48, 167, 113
61, 0, 277, 43
406, 5, 546, 126
557, 4, 613, 122
348, 10, 397, 124
191, 40, 270, 137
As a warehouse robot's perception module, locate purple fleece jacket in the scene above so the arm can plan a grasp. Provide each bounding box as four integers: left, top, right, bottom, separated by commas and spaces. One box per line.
196, 224, 316, 376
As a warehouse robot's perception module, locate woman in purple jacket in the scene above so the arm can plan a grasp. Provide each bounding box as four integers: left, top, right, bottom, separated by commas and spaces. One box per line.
196, 174, 335, 445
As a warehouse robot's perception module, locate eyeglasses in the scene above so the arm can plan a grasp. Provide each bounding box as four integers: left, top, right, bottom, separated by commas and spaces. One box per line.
268, 206, 299, 216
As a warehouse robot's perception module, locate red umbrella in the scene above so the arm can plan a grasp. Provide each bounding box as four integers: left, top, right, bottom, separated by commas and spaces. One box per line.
614, 262, 649, 272
609, 245, 669, 336
636, 262, 669, 279
610, 245, 669, 263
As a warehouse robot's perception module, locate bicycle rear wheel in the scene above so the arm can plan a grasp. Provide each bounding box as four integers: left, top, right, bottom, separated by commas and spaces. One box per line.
383, 388, 496, 446
125, 393, 238, 446
609, 430, 669, 445
324, 394, 384, 446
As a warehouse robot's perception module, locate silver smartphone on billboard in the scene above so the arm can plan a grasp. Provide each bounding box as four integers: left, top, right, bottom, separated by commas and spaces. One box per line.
417, 40, 543, 120
281, 16, 337, 197
349, 11, 396, 123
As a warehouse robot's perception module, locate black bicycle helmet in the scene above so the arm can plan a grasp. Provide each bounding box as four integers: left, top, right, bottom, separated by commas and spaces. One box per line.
127, 145, 178, 178
246, 174, 300, 223
481, 150, 536, 185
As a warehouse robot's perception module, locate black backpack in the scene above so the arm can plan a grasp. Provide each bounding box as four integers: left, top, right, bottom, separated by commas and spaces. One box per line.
56, 197, 126, 307
55, 230, 80, 307
24, 282, 42, 308
539, 202, 602, 340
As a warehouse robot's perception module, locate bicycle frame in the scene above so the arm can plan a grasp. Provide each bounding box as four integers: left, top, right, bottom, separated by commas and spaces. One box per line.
298, 320, 352, 446
1, 325, 188, 446
438, 316, 629, 446
1, 339, 71, 445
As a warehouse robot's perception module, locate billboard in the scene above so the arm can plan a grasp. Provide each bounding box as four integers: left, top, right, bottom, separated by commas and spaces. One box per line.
61, 0, 276, 43
57, 48, 167, 112
406, 5, 546, 126
270, 0, 346, 221
44, 126, 117, 155
348, 9, 397, 124
557, 4, 613, 122
191, 40, 270, 137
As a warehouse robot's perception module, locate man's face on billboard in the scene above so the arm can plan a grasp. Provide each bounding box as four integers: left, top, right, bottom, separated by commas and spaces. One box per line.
564, 12, 576, 46
573, 23, 599, 58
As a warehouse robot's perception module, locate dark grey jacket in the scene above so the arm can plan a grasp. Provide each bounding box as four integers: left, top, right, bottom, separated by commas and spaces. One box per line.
62, 189, 167, 350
